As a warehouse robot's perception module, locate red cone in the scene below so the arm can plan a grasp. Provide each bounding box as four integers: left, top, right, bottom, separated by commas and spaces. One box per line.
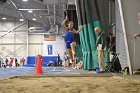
35, 55, 43, 75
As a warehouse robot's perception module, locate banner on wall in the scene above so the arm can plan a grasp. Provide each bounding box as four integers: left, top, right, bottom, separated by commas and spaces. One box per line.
44, 35, 56, 41
48, 45, 53, 55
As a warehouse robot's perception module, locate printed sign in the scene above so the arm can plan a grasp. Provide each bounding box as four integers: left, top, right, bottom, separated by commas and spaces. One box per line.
48, 45, 53, 55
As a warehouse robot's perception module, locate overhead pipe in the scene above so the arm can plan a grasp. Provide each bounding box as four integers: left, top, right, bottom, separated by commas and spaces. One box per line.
19, 9, 64, 11
9, 0, 24, 19
47, 5, 52, 30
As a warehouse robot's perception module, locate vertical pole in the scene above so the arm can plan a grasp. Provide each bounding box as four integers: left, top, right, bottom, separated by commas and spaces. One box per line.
14, 18, 16, 57
27, 20, 29, 57
94, 0, 101, 21
133, 38, 136, 73
26, 20, 29, 66
0, 18, 3, 58
118, 0, 132, 75
14, 34, 16, 57
40, 35, 43, 55
54, 4, 56, 25
26, 32, 29, 57
34, 50, 36, 66
47, 5, 51, 30
109, 0, 111, 27
47, 5, 50, 15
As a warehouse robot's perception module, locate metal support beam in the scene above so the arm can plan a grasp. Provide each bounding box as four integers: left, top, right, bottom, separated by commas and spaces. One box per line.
27, 21, 29, 57
0, 30, 28, 32
0, 20, 27, 38
13, 18, 15, 56
28, 33, 51, 35
27, 32, 29, 57
54, 4, 56, 25
0, 43, 26, 45
0, 22, 11, 31
9, 0, 24, 19
0, 43, 43, 45
47, 5, 52, 27
19, 9, 64, 11
15, 34, 27, 43
3, 45, 26, 58
47, 5, 50, 15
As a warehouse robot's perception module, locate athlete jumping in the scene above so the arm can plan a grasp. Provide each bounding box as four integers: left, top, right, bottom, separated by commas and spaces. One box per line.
61, 16, 85, 65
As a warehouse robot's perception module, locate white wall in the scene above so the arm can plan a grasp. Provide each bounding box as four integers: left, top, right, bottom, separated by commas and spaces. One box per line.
0, 16, 28, 58
43, 36, 66, 57
28, 34, 44, 56
119, 0, 140, 71
28, 35, 66, 57
0, 15, 66, 58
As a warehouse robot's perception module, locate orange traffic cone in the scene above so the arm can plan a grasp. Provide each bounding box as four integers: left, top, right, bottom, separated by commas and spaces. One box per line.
35, 55, 43, 75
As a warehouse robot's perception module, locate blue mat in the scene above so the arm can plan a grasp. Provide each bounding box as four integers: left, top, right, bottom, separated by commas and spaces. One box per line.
25, 56, 63, 67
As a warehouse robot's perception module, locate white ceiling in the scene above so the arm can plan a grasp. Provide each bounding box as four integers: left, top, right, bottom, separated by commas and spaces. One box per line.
0, 0, 75, 27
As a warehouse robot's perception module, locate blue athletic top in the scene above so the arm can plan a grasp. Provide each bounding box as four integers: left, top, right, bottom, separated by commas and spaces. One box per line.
65, 28, 75, 42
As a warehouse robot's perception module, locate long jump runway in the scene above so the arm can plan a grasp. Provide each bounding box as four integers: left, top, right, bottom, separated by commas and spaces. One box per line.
0, 67, 114, 80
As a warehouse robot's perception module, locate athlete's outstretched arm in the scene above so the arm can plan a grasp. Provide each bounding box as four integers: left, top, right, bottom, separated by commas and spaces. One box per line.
74, 25, 85, 34
61, 16, 68, 31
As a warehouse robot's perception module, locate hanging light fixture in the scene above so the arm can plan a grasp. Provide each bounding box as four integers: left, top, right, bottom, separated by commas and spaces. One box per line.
19, 19, 24, 21
22, 0, 28, 2
28, 10, 33, 13
2, 17, 6, 20
32, 18, 36, 21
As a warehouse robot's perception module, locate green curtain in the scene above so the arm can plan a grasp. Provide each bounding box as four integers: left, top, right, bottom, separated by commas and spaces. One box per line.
76, 0, 109, 70
75, 44, 83, 63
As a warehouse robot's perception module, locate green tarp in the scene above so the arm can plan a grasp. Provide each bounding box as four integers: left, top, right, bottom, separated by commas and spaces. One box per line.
76, 0, 109, 70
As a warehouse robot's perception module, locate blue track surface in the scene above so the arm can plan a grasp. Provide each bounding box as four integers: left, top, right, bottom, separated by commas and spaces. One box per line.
0, 67, 114, 80
0, 67, 67, 79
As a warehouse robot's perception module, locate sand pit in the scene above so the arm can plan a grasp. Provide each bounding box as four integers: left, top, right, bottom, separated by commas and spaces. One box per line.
0, 76, 140, 93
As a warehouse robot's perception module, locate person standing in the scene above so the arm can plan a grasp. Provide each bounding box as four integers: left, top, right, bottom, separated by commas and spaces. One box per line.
15, 57, 18, 67
5, 58, 8, 67
3, 58, 7, 68
9, 57, 14, 67
108, 33, 116, 62
94, 27, 106, 72
63, 52, 69, 67
0, 58, 2, 68
21, 57, 25, 66
57, 54, 60, 67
